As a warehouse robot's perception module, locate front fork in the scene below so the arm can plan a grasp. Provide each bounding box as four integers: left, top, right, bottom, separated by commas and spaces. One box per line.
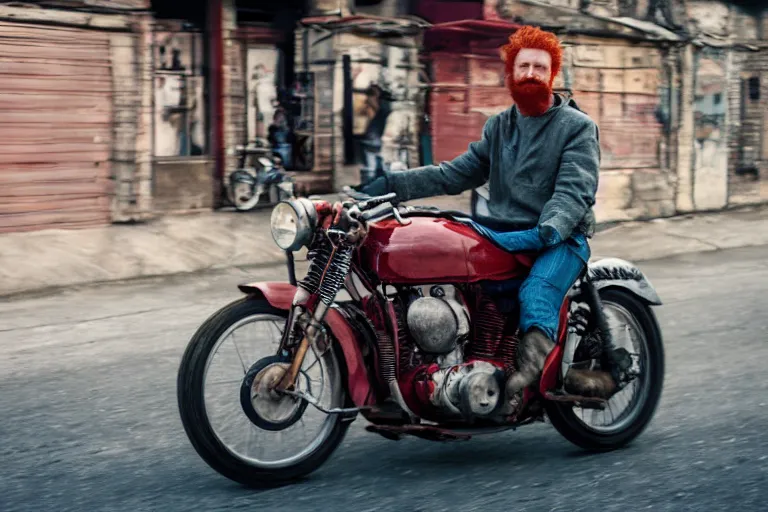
274, 238, 355, 392
274, 290, 330, 392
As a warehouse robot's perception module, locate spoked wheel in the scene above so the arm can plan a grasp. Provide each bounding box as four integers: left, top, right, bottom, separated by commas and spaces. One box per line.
231, 182, 264, 211
546, 288, 665, 451
177, 298, 350, 487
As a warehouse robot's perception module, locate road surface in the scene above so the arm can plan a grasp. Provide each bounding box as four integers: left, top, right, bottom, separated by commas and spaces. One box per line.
1, 246, 767, 511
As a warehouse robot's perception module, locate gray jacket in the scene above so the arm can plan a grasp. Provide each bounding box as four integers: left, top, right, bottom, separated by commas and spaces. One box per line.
388, 95, 600, 246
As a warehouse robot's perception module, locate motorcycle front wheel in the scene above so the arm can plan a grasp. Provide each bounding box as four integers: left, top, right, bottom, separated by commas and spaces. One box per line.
177, 298, 351, 487
546, 288, 665, 452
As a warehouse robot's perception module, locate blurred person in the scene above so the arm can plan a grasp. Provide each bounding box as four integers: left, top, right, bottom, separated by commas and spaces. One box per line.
351, 26, 613, 402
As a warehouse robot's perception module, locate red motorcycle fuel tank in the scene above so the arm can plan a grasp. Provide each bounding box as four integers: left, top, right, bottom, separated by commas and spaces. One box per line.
358, 216, 535, 284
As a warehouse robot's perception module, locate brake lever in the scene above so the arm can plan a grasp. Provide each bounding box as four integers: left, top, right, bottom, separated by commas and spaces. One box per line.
392, 206, 411, 226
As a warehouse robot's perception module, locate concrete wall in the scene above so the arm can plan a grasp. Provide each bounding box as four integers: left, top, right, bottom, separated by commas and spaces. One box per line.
687, 1, 768, 207
222, 0, 245, 189
109, 15, 154, 223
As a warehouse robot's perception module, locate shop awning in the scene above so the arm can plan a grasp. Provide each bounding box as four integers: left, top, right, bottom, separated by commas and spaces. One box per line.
425, 19, 521, 54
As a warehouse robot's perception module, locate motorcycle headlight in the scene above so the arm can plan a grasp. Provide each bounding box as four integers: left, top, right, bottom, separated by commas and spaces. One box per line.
270, 198, 316, 251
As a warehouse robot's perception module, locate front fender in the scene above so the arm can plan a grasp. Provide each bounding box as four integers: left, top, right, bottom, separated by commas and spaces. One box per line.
238, 281, 374, 407
586, 257, 662, 306
229, 169, 256, 185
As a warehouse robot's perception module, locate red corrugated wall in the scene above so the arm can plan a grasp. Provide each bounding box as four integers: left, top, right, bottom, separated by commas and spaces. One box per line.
0, 21, 113, 233
428, 52, 509, 163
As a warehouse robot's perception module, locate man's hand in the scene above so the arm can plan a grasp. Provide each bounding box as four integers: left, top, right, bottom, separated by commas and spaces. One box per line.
346, 175, 390, 199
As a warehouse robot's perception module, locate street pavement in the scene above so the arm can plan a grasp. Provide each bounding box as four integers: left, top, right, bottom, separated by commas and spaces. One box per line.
1, 245, 768, 511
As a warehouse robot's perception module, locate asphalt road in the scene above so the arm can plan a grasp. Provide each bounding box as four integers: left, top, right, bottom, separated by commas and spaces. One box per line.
1, 246, 767, 512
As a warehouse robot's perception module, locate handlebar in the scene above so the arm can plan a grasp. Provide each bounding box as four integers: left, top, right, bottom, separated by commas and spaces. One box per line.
360, 202, 395, 221
339, 188, 410, 226
358, 192, 398, 211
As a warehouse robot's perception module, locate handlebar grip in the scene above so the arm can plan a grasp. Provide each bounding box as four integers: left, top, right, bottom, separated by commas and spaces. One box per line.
359, 192, 398, 211
360, 202, 393, 221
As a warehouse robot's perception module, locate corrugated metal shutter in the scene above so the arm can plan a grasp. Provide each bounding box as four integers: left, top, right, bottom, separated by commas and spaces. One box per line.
429, 52, 509, 163
0, 21, 113, 234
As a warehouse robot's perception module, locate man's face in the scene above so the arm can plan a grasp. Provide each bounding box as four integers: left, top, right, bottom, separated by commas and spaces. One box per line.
513, 48, 553, 85
508, 48, 554, 117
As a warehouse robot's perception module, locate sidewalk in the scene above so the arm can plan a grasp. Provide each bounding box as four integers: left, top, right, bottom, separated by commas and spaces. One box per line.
2, 193, 767, 298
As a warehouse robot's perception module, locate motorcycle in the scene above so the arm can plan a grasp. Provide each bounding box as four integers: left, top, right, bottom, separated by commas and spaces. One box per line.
226, 140, 295, 211
177, 192, 665, 487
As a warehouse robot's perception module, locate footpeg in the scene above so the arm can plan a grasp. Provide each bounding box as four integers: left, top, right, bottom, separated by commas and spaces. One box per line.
564, 368, 617, 399
544, 391, 607, 410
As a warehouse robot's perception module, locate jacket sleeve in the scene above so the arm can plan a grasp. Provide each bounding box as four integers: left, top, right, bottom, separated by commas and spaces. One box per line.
537, 118, 600, 246
387, 116, 495, 201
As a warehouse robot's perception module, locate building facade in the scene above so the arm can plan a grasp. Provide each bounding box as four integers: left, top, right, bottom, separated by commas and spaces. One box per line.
482, 0, 768, 222
0, 0, 766, 234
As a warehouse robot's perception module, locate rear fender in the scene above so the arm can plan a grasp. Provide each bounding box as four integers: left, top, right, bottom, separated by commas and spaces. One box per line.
238, 282, 374, 407
586, 257, 662, 306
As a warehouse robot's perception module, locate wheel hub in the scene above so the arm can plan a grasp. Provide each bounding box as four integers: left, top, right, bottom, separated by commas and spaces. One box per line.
239, 357, 309, 431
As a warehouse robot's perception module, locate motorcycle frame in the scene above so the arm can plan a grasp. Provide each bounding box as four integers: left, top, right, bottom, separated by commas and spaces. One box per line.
241, 206, 662, 419
238, 259, 572, 412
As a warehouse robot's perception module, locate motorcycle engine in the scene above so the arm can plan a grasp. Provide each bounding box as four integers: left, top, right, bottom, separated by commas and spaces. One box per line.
404, 285, 470, 354
396, 286, 515, 421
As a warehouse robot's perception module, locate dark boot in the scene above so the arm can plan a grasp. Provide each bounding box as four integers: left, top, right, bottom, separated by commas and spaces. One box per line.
505, 328, 555, 400
563, 368, 617, 399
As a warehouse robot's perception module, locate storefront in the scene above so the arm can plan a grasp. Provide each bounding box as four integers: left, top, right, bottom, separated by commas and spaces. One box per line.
149, 1, 213, 213
293, 14, 427, 189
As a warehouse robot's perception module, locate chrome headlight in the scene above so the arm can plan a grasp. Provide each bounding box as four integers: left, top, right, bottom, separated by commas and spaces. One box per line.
269, 198, 316, 251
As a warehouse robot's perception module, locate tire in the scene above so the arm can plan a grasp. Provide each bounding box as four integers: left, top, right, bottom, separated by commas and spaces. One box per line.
177, 297, 351, 487
545, 288, 665, 452
232, 182, 263, 212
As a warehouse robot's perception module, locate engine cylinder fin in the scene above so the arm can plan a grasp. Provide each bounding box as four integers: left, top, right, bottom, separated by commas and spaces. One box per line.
466, 293, 519, 374
376, 330, 397, 383
393, 299, 416, 372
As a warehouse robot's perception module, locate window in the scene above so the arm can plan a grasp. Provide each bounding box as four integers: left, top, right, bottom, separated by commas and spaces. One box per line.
748, 76, 760, 101
714, 93, 722, 104
153, 24, 207, 157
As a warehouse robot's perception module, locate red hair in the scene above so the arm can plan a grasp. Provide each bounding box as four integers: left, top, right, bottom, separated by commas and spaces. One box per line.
500, 25, 562, 87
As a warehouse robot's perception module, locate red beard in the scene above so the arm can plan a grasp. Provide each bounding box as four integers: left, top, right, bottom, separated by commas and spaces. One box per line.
509, 77, 553, 117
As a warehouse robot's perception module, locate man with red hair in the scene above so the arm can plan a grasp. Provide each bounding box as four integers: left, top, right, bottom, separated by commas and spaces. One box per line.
352, 26, 612, 401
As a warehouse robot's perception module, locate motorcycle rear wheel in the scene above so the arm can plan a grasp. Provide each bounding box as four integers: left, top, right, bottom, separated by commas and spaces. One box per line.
546, 288, 665, 452
177, 298, 351, 487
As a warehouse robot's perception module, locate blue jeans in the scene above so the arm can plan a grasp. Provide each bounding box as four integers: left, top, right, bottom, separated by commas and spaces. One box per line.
470, 224, 590, 341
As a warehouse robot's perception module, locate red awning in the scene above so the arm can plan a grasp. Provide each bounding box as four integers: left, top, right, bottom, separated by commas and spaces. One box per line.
428, 19, 520, 37
424, 19, 520, 54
